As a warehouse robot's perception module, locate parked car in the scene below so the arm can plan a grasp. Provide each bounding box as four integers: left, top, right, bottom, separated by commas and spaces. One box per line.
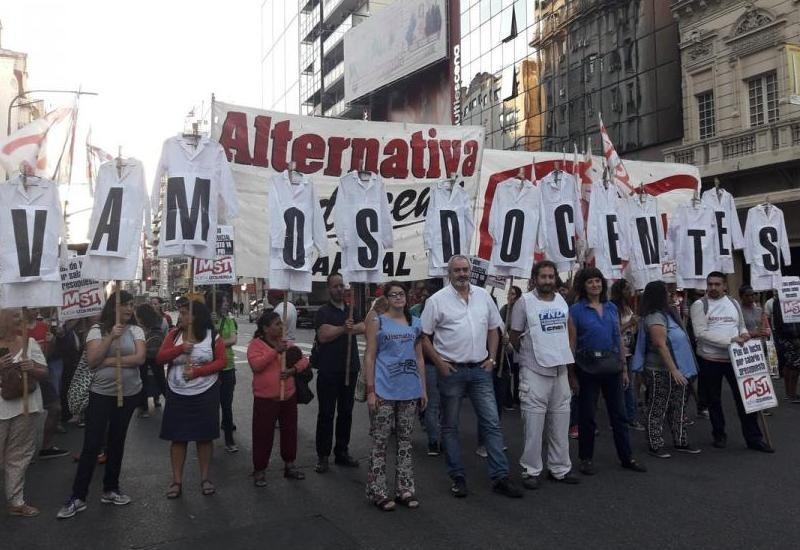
248, 300, 265, 323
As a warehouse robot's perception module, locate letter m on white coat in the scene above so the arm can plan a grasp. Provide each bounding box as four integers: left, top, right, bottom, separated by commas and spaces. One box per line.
165, 176, 211, 244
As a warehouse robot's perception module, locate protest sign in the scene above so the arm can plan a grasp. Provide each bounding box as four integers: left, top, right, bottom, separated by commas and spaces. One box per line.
193, 225, 236, 285
729, 340, 779, 414
777, 277, 800, 324
59, 257, 104, 321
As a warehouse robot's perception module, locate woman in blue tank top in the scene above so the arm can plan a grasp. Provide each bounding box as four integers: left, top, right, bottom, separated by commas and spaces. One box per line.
364, 281, 428, 511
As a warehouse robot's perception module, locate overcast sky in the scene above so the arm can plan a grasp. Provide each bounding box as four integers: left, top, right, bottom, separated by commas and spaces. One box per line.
2, 1, 262, 237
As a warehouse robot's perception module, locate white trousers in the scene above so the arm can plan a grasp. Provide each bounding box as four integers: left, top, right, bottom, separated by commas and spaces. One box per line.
518, 367, 572, 478
0, 413, 38, 506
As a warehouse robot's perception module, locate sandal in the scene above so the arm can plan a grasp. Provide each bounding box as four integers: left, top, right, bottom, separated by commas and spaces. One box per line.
200, 479, 216, 496
395, 492, 420, 509
373, 498, 396, 512
284, 466, 305, 480
253, 471, 267, 488
7, 503, 40, 517
165, 482, 182, 499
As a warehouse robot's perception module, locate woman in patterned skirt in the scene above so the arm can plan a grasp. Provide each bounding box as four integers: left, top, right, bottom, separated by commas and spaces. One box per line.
363, 281, 427, 511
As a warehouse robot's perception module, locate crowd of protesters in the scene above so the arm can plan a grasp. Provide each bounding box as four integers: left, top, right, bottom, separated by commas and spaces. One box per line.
1, 256, 794, 519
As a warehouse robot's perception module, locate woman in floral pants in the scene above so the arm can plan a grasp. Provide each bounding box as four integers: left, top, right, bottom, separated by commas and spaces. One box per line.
364, 281, 427, 511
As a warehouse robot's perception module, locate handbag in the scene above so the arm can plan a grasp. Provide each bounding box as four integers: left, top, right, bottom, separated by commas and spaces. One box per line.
67, 350, 92, 415
287, 346, 315, 405
575, 350, 623, 375
0, 364, 39, 401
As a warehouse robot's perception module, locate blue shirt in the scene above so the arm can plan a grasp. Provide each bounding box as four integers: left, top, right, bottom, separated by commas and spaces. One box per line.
569, 300, 620, 354
375, 315, 423, 401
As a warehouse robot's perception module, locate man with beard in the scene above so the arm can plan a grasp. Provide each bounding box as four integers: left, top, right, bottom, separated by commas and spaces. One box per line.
690, 272, 773, 452
510, 261, 580, 489
421, 255, 522, 499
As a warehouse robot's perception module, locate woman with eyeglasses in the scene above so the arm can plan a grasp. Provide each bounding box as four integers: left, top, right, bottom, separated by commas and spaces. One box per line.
364, 281, 428, 511
58, 291, 145, 519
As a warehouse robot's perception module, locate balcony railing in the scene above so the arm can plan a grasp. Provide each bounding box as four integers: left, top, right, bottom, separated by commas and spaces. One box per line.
664, 118, 800, 174
324, 99, 346, 117
722, 135, 755, 159
323, 13, 363, 54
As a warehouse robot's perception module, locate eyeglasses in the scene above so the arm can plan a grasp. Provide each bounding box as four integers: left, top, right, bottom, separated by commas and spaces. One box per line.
386, 292, 405, 299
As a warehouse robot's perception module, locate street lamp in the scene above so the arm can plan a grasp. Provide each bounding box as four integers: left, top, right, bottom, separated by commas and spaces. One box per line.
6, 89, 98, 135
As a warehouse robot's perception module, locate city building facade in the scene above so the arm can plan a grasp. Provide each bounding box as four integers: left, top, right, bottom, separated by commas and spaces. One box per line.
665, 0, 800, 279
458, 0, 683, 158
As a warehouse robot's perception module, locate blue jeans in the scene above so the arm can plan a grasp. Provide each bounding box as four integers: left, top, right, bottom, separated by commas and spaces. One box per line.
624, 359, 637, 423
439, 365, 509, 481
423, 363, 441, 445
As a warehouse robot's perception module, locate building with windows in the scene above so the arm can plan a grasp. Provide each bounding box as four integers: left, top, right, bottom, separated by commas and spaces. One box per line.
458, 0, 683, 158
260, 0, 392, 117
664, 0, 800, 277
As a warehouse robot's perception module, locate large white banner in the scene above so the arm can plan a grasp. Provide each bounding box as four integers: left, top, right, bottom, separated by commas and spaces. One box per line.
344, 0, 447, 103
59, 257, 104, 321
474, 149, 700, 264
192, 225, 236, 285
212, 100, 485, 282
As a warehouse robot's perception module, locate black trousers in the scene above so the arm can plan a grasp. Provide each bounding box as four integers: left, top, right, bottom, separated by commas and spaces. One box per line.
72, 392, 137, 500
219, 369, 237, 445
138, 359, 167, 407
315, 372, 356, 459
576, 369, 632, 463
697, 357, 764, 445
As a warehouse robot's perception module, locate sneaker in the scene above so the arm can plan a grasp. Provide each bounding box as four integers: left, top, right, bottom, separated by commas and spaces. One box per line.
791, 397, 800, 404
315, 457, 329, 474
503, 404, 516, 411
548, 472, 580, 485
55, 423, 68, 434
568, 426, 579, 439
579, 460, 596, 476
674, 445, 702, 455
334, 454, 359, 468
697, 409, 710, 419
475, 445, 488, 458
100, 490, 132, 506
224, 444, 239, 454
746, 441, 775, 454
56, 497, 87, 519
521, 475, 540, 490
427, 442, 440, 457
648, 447, 672, 459
621, 459, 647, 473
628, 420, 645, 432
492, 477, 523, 498
712, 436, 727, 449
137, 410, 150, 419
450, 476, 468, 498
38, 447, 70, 460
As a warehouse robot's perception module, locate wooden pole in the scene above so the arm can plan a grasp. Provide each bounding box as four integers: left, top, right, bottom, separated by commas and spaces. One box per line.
115, 282, 123, 407
497, 276, 514, 378
280, 291, 288, 401
187, 259, 195, 343
344, 284, 355, 387
759, 410, 773, 448
21, 308, 30, 416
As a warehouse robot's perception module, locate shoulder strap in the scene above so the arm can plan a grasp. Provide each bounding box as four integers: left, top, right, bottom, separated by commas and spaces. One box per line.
729, 297, 745, 326
701, 297, 709, 316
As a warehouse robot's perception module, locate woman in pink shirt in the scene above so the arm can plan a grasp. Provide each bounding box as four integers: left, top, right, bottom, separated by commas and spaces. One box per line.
248, 311, 309, 487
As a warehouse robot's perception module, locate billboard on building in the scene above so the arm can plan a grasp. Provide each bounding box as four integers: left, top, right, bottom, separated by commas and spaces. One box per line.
344, 0, 447, 104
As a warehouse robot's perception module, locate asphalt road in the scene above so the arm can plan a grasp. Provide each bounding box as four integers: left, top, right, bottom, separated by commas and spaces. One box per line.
3, 317, 798, 549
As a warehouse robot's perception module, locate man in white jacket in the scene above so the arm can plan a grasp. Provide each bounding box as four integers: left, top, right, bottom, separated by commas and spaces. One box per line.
690, 272, 773, 452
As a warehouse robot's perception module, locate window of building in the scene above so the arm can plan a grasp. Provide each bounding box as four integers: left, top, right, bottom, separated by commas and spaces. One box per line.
502, 5, 517, 43
747, 72, 779, 127
608, 51, 621, 72
624, 39, 635, 72
611, 87, 622, 113
626, 81, 638, 112
585, 54, 597, 83
697, 91, 715, 139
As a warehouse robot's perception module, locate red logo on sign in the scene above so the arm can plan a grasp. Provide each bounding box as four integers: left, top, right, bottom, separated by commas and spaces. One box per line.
63, 289, 102, 309
743, 376, 772, 400
195, 258, 233, 275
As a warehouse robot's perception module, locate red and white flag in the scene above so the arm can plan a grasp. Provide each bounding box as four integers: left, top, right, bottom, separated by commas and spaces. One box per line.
0, 108, 73, 175
599, 114, 633, 192
86, 128, 113, 192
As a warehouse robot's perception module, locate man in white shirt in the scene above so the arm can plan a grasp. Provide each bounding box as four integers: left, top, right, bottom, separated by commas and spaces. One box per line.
690, 272, 773, 452
421, 255, 523, 499
266, 290, 297, 343
510, 260, 580, 488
